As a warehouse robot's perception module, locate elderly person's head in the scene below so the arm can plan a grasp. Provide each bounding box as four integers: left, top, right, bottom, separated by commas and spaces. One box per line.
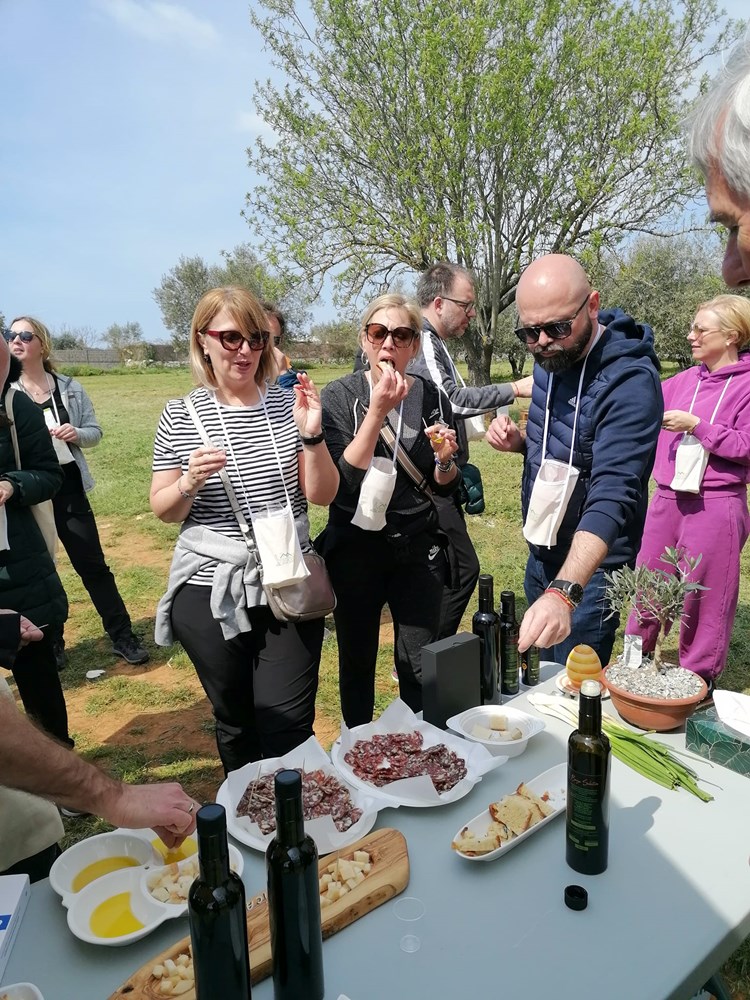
189, 287, 275, 389
694, 294, 750, 353
359, 293, 422, 376
688, 33, 750, 288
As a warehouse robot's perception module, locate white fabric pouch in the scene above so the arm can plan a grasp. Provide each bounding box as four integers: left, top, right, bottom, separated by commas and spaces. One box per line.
463, 414, 486, 441
252, 503, 309, 587
351, 457, 397, 531
523, 457, 580, 547
44, 410, 75, 464
670, 433, 709, 494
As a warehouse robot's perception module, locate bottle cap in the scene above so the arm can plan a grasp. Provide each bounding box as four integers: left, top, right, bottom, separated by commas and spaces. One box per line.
196, 802, 226, 834
564, 884, 588, 910
580, 679, 601, 697
274, 768, 303, 801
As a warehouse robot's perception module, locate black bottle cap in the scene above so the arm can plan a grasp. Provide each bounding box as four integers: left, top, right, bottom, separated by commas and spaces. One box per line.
196, 802, 226, 834
275, 768, 302, 801
565, 884, 588, 911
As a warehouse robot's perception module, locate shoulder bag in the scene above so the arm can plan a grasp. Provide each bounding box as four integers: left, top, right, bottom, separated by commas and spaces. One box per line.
5, 387, 58, 562
182, 394, 336, 623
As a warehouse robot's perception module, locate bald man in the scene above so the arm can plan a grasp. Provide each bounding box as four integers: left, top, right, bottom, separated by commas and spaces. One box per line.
486, 255, 663, 664
687, 33, 750, 288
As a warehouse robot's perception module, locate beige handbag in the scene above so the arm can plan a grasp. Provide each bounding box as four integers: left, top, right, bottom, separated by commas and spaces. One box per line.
5, 387, 58, 562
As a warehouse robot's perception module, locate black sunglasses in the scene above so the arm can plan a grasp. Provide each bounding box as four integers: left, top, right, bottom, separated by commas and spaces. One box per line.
364, 323, 417, 348
4, 330, 35, 343
204, 329, 270, 352
514, 294, 591, 345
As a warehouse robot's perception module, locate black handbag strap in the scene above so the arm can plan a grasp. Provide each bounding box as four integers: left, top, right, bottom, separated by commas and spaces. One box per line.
378, 420, 433, 496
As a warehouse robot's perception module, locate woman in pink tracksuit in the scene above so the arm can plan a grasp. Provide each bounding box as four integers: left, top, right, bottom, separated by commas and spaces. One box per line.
629, 295, 750, 686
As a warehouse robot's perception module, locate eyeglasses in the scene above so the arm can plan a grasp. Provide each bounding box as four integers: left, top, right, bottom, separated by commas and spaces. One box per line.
4, 330, 36, 343
204, 329, 270, 352
688, 324, 722, 338
515, 294, 591, 345
364, 323, 417, 347
442, 296, 476, 316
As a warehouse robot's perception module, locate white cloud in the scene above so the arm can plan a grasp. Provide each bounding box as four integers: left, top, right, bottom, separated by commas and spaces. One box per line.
93, 0, 219, 49
235, 110, 277, 140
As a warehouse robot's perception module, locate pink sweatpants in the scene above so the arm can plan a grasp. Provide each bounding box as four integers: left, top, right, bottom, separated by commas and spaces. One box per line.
626, 488, 750, 681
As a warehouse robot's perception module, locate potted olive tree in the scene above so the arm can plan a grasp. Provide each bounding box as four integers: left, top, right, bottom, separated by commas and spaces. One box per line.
601, 547, 709, 731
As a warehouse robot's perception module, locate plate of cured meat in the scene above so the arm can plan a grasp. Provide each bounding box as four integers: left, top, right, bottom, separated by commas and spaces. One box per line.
216, 736, 380, 855
330, 699, 506, 808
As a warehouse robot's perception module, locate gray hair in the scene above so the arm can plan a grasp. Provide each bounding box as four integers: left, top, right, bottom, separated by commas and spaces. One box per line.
687, 31, 750, 200
416, 262, 475, 307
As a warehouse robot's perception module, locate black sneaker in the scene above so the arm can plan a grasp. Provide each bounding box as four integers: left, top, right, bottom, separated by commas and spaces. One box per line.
59, 805, 91, 819
112, 635, 149, 665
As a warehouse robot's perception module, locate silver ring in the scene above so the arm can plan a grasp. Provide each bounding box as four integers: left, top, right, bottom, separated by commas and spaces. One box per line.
188, 802, 195, 814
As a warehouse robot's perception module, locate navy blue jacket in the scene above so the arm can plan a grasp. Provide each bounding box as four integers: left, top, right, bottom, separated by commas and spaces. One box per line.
521, 309, 663, 569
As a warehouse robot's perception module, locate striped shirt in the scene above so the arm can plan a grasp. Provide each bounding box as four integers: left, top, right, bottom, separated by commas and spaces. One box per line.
153, 384, 306, 585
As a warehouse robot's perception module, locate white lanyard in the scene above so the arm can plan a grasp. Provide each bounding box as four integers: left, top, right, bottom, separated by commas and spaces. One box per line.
364, 372, 405, 465
686, 376, 732, 424
210, 388, 294, 522
539, 326, 604, 471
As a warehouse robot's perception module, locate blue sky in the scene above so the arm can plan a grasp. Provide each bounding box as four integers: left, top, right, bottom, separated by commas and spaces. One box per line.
1, 0, 746, 344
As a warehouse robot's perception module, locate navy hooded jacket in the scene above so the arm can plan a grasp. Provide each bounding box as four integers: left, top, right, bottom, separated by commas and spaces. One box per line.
521, 309, 663, 570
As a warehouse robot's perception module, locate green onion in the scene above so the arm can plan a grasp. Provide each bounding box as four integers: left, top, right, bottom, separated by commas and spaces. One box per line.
528, 693, 713, 802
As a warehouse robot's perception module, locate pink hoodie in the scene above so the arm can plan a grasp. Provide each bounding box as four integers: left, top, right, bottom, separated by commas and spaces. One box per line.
652, 352, 750, 491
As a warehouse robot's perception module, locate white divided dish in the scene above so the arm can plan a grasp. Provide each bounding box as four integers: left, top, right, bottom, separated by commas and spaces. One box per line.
49, 830, 163, 908
141, 843, 243, 915
451, 762, 567, 862
446, 704, 546, 758
66, 866, 176, 947
0, 986, 45, 1000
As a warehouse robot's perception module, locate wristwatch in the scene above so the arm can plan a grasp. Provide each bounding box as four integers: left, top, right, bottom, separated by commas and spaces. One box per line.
546, 579, 584, 609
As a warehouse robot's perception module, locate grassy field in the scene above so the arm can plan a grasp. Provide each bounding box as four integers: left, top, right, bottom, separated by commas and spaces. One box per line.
7, 364, 749, 996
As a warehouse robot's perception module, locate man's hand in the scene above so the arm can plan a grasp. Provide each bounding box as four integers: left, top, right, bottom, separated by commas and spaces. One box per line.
486, 415, 524, 453
103, 782, 200, 848
518, 591, 573, 653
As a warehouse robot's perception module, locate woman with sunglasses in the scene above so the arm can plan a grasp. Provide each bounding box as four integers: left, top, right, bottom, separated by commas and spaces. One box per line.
627, 295, 750, 691
150, 287, 338, 773
8, 316, 149, 668
0, 327, 70, 747
318, 293, 460, 726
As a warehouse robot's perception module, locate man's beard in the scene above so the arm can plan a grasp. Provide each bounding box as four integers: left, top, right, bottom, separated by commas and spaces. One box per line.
531, 315, 592, 373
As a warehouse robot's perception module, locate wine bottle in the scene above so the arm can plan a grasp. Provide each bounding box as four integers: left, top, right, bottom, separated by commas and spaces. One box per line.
472, 574, 500, 704
188, 803, 252, 999
267, 769, 324, 1000
521, 645, 540, 686
499, 590, 520, 696
566, 679, 611, 875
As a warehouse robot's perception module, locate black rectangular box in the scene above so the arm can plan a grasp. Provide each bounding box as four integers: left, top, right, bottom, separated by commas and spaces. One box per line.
421, 632, 481, 730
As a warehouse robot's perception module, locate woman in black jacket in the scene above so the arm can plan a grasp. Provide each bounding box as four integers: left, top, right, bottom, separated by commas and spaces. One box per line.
0, 334, 69, 745
319, 294, 459, 726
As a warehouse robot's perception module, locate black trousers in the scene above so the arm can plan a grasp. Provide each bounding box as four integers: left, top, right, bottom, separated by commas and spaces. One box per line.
53, 485, 132, 643
2, 842, 61, 883
432, 492, 480, 639
170, 585, 324, 774
326, 527, 445, 727
10, 632, 72, 745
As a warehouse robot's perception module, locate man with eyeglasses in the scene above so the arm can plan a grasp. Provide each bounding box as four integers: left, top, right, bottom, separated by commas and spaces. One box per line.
687, 33, 750, 289
409, 262, 532, 638
486, 254, 662, 666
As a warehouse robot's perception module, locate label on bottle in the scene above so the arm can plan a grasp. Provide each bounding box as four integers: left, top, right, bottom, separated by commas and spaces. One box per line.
567, 767, 608, 847
500, 627, 519, 695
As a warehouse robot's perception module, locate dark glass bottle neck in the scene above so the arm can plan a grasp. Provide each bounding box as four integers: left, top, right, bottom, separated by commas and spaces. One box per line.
578, 691, 602, 736
478, 576, 494, 613
198, 830, 230, 885
500, 591, 516, 622
275, 791, 305, 847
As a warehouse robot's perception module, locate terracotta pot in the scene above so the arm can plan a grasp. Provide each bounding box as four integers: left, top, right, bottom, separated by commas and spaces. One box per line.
601, 666, 708, 732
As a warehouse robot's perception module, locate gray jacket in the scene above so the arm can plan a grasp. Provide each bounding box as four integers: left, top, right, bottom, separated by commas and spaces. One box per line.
409, 319, 515, 466
10, 372, 102, 492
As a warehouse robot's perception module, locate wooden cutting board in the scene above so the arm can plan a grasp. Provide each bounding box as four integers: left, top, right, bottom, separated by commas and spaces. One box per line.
108, 827, 408, 999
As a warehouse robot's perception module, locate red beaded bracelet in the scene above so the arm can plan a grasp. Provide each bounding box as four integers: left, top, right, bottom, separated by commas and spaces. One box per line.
545, 587, 575, 610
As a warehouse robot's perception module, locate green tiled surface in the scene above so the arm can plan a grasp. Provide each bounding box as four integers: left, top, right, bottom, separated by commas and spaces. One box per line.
686, 705, 750, 778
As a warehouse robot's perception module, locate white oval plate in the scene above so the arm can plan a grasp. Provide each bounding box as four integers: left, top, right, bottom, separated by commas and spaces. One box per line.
555, 671, 609, 700
0, 986, 45, 1000
217, 769, 378, 855
445, 705, 546, 758
451, 762, 567, 862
